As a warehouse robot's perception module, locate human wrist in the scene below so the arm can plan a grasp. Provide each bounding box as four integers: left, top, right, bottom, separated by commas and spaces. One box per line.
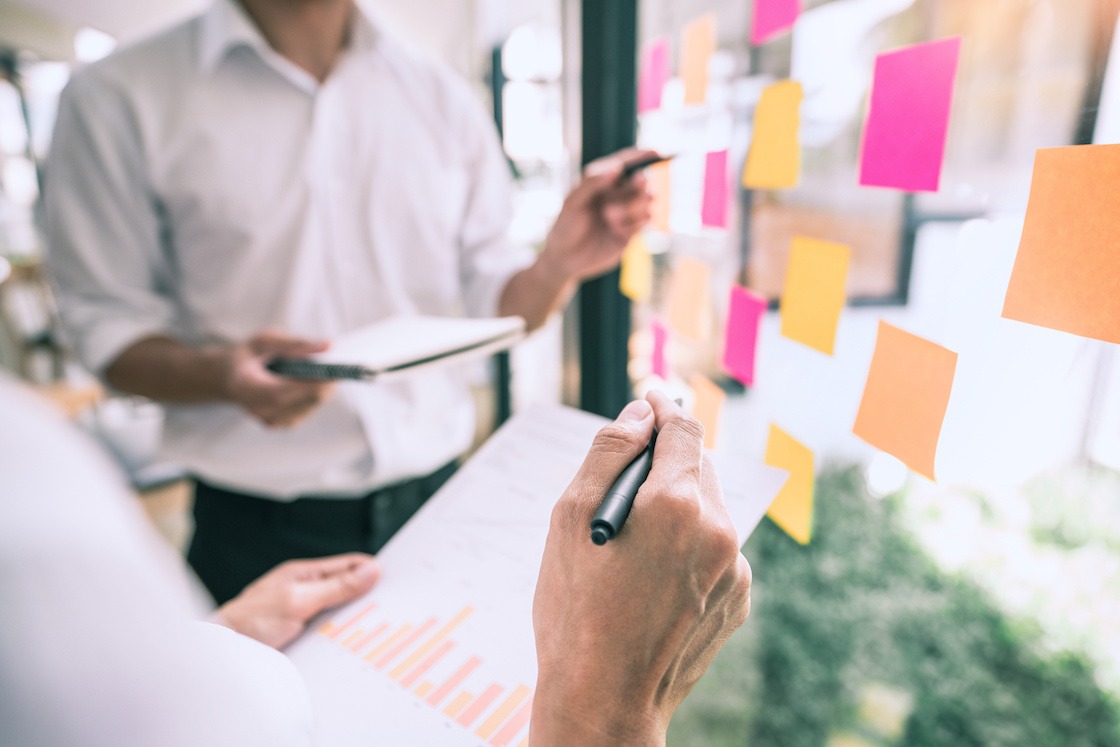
530, 674, 666, 747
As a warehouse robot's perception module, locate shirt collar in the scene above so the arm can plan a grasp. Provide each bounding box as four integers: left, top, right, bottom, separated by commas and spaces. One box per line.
197, 0, 380, 75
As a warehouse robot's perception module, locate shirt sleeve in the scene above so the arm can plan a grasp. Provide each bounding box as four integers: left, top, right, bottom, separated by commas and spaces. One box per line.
0, 377, 314, 747
44, 70, 178, 376
453, 85, 536, 319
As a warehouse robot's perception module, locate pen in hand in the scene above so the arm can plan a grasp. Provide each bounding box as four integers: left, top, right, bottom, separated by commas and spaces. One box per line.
589, 397, 682, 545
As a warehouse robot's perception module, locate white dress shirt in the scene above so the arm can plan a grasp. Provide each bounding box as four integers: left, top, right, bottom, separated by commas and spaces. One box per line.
0, 376, 314, 746
45, 0, 533, 498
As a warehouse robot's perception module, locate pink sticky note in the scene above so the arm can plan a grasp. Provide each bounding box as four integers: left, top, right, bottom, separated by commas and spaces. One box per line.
638, 37, 670, 113
751, 0, 801, 46
652, 319, 668, 379
859, 37, 961, 192
701, 150, 730, 228
722, 286, 767, 386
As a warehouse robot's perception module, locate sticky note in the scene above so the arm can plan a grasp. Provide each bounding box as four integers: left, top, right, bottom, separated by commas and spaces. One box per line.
751, 0, 801, 46
763, 424, 813, 544
619, 234, 653, 303
652, 319, 668, 379
743, 80, 802, 190
722, 286, 767, 386
853, 321, 957, 481
859, 37, 961, 192
1002, 144, 1120, 344
701, 150, 730, 228
667, 257, 710, 340
681, 14, 716, 106
649, 161, 672, 232
780, 236, 850, 355
690, 373, 726, 450
638, 37, 670, 113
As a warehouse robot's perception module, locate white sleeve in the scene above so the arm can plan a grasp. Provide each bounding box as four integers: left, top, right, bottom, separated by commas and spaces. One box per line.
43, 70, 178, 376
0, 377, 314, 747
453, 85, 536, 319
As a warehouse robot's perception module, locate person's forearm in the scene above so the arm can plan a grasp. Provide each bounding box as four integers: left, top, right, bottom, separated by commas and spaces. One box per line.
497, 254, 577, 332
105, 335, 233, 403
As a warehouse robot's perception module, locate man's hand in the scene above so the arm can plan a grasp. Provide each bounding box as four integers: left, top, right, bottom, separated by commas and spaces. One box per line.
498, 149, 657, 331
539, 148, 657, 282
214, 553, 381, 650
530, 391, 751, 746
224, 330, 336, 428
104, 330, 335, 428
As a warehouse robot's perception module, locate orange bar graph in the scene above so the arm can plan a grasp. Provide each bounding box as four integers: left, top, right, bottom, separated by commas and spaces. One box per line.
374, 617, 437, 670
490, 697, 534, 747
340, 629, 364, 648
457, 683, 503, 727
443, 691, 474, 719
349, 622, 390, 653
322, 602, 376, 639
476, 684, 531, 739
415, 681, 435, 698
389, 606, 473, 680
399, 640, 455, 689
363, 624, 412, 663
427, 656, 482, 706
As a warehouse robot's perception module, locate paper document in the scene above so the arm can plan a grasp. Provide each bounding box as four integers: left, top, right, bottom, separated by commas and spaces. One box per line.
268, 315, 525, 381
286, 404, 786, 746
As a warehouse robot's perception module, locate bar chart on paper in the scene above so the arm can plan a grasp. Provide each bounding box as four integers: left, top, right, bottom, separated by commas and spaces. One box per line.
311, 603, 534, 746
285, 403, 788, 745
286, 405, 608, 746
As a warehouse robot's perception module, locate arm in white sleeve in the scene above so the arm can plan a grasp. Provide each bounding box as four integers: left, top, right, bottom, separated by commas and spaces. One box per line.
44, 69, 178, 376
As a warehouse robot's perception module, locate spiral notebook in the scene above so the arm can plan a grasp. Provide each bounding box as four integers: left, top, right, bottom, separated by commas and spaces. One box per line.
267, 315, 526, 381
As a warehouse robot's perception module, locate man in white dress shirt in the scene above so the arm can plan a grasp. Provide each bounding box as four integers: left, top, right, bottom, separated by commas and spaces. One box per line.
45, 0, 653, 603
1, 377, 751, 746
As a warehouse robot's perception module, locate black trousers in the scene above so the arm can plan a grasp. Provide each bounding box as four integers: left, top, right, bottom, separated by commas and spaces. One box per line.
187, 461, 457, 605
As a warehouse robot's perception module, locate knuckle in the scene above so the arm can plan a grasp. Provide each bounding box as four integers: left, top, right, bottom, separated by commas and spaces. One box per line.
659, 415, 705, 448
591, 422, 646, 457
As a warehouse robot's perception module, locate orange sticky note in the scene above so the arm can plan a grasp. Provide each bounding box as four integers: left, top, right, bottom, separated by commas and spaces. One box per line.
780, 236, 850, 355
666, 256, 710, 340
1002, 144, 1120, 344
763, 424, 813, 544
649, 161, 672, 232
743, 80, 803, 189
853, 321, 957, 481
681, 14, 716, 106
619, 234, 653, 303
689, 373, 725, 449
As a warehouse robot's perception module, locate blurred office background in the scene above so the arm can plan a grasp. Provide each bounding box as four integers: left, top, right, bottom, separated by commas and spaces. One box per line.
2, 0, 1120, 744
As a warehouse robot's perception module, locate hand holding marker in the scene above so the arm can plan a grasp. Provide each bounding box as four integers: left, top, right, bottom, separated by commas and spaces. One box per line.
589, 397, 684, 545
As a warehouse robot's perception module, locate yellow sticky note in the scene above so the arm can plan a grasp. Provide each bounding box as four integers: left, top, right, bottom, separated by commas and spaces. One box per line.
619, 235, 653, 303
681, 14, 716, 105
763, 424, 814, 544
667, 256, 710, 340
780, 236, 850, 355
649, 161, 672, 232
689, 373, 726, 449
853, 321, 957, 481
743, 80, 802, 189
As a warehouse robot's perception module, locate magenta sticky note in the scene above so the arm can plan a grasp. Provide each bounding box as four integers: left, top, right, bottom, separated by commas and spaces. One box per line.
652, 319, 668, 379
859, 37, 961, 192
722, 286, 767, 386
701, 150, 730, 228
751, 0, 801, 46
638, 37, 671, 113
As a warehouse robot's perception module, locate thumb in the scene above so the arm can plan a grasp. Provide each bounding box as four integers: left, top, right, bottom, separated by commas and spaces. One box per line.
562, 399, 655, 518
250, 330, 330, 358
302, 557, 382, 614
